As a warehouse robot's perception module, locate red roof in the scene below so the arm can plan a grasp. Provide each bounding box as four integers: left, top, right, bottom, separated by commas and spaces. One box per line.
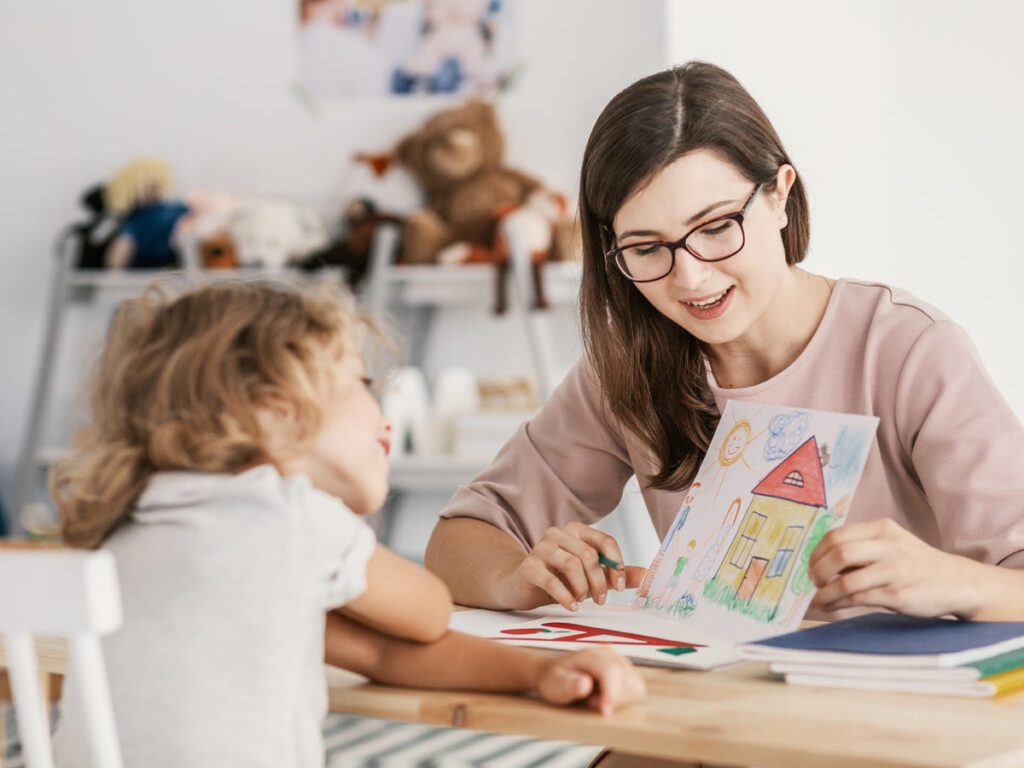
751, 437, 826, 507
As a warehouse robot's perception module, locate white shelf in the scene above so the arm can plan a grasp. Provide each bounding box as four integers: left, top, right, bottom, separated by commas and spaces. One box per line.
387, 455, 489, 493
38, 447, 487, 495
383, 261, 581, 307
65, 266, 338, 290
385, 261, 579, 283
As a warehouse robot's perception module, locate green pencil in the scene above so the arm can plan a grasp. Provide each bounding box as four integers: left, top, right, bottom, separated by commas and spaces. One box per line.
598, 553, 622, 571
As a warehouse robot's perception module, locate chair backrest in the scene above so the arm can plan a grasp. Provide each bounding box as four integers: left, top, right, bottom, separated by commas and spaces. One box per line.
0, 549, 123, 768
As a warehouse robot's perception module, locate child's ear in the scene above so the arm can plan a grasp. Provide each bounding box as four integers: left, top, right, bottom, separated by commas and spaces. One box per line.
255, 396, 302, 458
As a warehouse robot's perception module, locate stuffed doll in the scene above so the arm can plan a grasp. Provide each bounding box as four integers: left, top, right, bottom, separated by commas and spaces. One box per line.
226, 201, 329, 269
104, 158, 190, 269
296, 197, 400, 287
67, 183, 121, 270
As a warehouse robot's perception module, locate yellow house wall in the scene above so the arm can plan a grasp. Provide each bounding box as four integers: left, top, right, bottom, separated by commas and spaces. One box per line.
749, 497, 816, 607
715, 495, 817, 595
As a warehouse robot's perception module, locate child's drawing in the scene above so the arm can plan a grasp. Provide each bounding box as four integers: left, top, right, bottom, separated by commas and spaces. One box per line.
763, 410, 811, 461
637, 482, 701, 600
696, 410, 768, 504
636, 400, 878, 642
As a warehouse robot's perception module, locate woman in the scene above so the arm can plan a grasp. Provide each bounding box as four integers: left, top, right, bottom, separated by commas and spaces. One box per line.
425, 61, 1024, 622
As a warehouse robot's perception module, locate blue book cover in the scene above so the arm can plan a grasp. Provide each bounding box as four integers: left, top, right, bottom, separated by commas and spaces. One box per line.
736, 612, 1024, 668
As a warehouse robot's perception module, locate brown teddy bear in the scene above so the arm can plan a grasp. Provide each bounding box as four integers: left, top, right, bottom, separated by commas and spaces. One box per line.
395, 99, 542, 266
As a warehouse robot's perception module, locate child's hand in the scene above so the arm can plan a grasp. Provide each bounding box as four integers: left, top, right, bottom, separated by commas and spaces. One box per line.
535, 647, 646, 715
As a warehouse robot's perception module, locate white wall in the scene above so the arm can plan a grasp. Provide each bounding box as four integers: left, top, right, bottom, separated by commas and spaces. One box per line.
8, 0, 1018, 552
0, 0, 668, 527
667, 0, 1024, 417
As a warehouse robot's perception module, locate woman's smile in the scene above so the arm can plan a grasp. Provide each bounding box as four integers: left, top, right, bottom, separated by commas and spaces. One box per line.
681, 285, 735, 319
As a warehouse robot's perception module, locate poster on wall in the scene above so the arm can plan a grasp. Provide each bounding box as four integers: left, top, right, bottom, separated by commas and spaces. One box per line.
298, 0, 518, 99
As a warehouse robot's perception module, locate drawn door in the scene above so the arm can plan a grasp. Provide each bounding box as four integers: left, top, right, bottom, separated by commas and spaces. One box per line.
738, 557, 768, 600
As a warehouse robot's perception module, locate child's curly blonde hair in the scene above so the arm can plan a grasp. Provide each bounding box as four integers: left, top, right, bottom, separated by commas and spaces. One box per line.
51, 280, 376, 549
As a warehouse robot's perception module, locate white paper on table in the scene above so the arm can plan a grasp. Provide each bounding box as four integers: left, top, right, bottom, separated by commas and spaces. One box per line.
450, 603, 742, 670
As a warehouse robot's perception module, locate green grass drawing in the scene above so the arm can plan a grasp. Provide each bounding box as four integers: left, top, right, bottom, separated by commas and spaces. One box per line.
702, 576, 777, 623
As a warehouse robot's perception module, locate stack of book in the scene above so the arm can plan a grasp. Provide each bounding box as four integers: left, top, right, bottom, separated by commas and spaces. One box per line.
736, 613, 1024, 697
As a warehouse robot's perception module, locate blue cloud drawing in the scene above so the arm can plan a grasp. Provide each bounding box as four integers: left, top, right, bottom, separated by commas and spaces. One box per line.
763, 411, 811, 461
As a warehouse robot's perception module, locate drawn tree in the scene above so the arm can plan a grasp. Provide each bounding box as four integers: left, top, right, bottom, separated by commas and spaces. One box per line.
789, 508, 834, 597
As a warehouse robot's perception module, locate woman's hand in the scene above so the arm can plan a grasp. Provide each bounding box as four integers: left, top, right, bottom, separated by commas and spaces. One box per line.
808, 519, 984, 618
500, 521, 646, 611
534, 646, 646, 715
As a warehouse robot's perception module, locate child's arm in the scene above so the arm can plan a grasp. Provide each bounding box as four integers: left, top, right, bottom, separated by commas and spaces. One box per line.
336, 544, 453, 643
324, 611, 646, 715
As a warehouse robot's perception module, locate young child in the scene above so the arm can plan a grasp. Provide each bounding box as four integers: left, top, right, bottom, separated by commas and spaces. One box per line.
50, 281, 645, 768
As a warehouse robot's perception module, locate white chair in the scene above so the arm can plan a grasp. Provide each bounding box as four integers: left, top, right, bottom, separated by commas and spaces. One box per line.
0, 550, 122, 768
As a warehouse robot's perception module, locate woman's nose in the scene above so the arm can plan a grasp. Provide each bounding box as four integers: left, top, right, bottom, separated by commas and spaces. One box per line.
669, 247, 715, 290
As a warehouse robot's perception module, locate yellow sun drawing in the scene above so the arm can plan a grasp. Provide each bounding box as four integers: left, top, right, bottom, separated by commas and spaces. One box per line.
718, 421, 752, 466
699, 410, 768, 503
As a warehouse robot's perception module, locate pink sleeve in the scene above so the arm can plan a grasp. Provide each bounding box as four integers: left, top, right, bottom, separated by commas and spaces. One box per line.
439, 358, 636, 551
894, 319, 1024, 567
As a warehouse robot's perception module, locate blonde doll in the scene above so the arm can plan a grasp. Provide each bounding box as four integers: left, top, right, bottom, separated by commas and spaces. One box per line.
51, 280, 644, 768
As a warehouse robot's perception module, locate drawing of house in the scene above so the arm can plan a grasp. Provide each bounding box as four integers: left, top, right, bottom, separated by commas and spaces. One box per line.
710, 437, 826, 619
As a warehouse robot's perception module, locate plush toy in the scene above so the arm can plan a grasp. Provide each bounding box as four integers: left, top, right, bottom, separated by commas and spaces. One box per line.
296, 197, 400, 287
392, 100, 579, 312
104, 158, 190, 269
394, 99, 541, 265
67, 183, 121, 270
486, 188, 572, 311
225, 201, 329, 269
198, 231, 239, 269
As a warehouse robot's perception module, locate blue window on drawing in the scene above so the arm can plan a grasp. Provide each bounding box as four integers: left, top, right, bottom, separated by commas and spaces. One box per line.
766, 525, 804, 578
730, 511, 767, 569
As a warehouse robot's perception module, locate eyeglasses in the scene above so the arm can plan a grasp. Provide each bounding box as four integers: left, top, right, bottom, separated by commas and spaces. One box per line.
606, 183, 764, 283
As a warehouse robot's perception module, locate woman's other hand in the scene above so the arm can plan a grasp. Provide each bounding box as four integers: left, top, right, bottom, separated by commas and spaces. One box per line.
501, 521, 646, 610
808, 519, 984, 618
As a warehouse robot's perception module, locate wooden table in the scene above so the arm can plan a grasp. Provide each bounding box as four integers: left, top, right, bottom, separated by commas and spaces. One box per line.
7, 638, 1024, 767
326, 659, 1024, 768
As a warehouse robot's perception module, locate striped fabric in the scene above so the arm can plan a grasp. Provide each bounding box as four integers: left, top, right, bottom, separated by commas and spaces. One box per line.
2, 707, 601, 767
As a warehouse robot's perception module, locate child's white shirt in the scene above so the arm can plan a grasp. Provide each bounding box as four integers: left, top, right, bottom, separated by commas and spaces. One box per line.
54, 465, 377, 768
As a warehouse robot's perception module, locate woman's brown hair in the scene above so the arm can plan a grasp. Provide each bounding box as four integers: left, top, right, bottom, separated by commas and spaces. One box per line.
579, 61, 810, 491
50, 280, 367, 548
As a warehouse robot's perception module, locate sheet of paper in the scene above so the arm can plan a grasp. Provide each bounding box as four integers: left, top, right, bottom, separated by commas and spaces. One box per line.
635, 400, 879, 642
450, 604, 742, 669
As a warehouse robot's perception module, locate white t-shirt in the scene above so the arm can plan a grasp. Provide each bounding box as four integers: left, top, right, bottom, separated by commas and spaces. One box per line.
55, 465, 377, 768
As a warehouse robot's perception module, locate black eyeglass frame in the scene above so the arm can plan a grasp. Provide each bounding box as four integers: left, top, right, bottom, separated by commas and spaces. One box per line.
605, 182, 765, 283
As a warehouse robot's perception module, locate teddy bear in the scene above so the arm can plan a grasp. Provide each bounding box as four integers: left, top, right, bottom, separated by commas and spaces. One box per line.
394, 99, 541, 265
392, 100, 579, 312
